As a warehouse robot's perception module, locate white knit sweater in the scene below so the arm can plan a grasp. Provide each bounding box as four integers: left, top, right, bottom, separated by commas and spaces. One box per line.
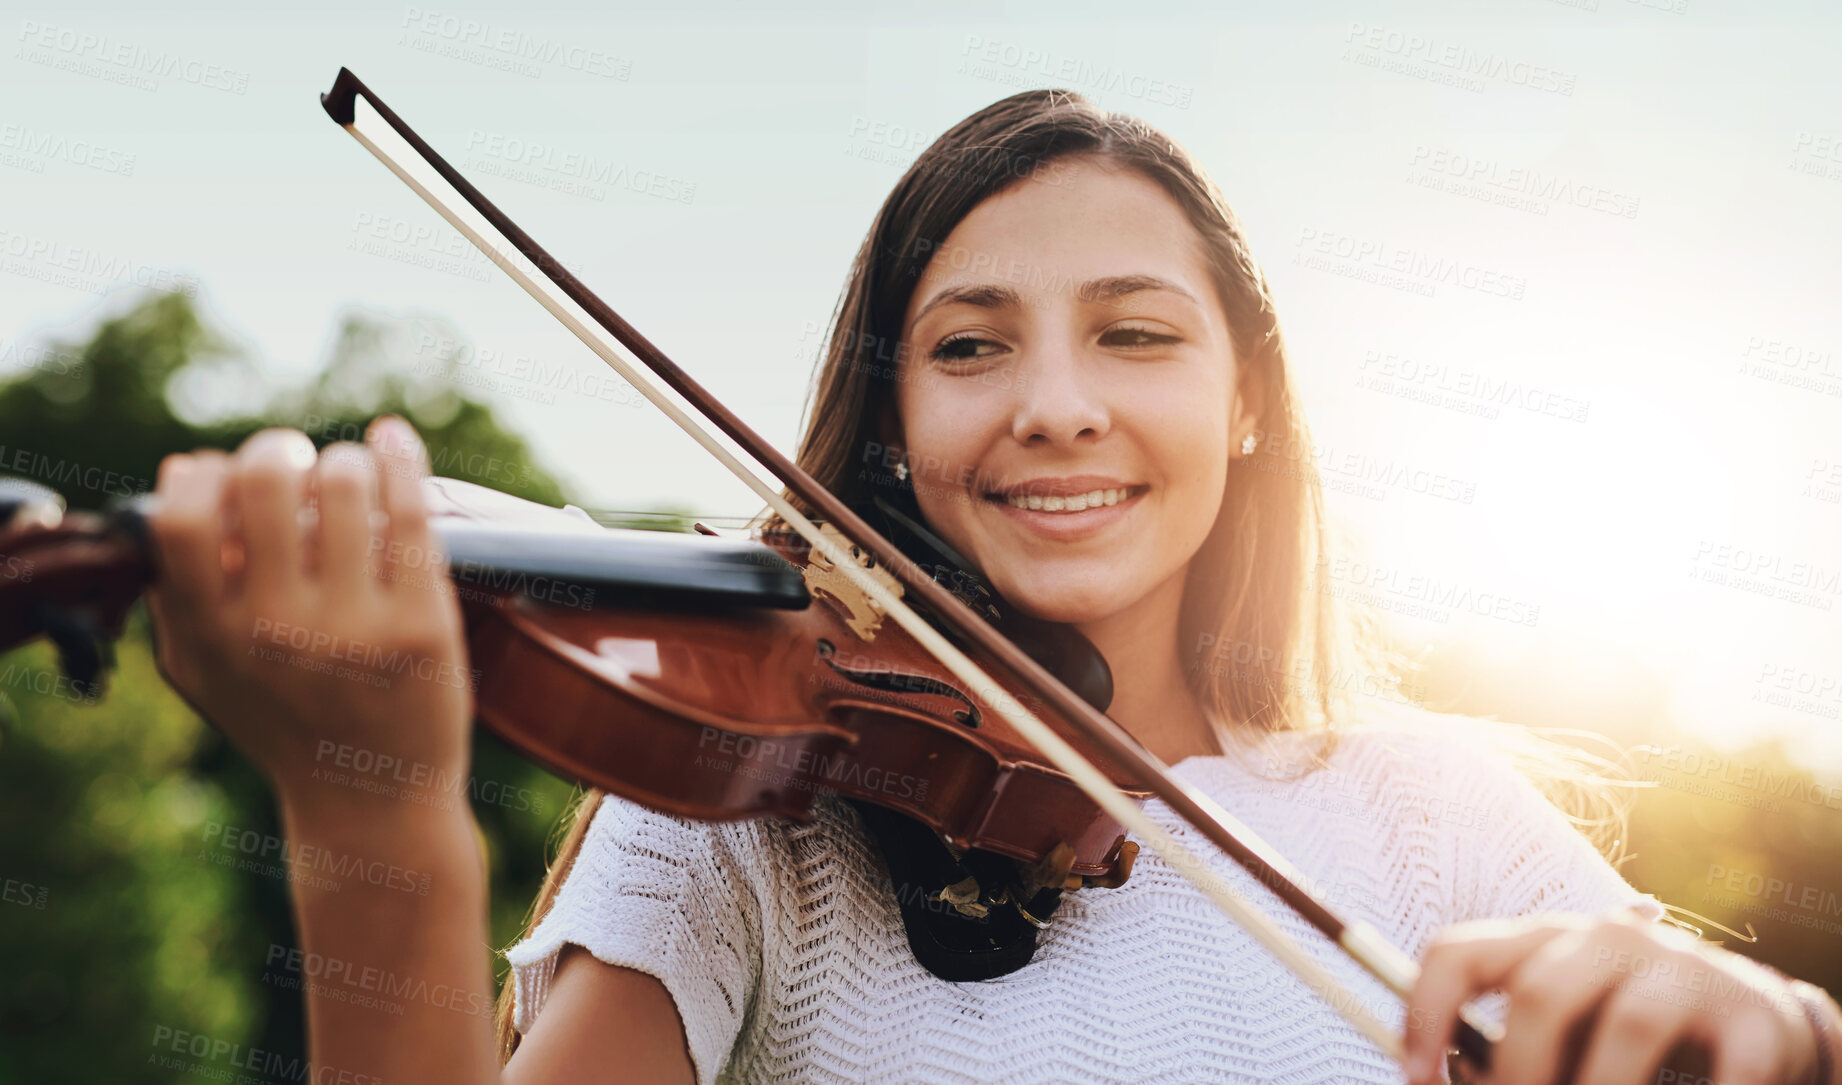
505, 720, 1662, 1083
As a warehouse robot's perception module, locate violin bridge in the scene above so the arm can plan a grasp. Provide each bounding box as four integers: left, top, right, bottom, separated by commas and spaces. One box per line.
803, 521, 905, 642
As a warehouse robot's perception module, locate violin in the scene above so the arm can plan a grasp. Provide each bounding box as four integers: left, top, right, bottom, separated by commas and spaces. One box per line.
0, 475, 1144, 888
0, 66, 1505, 1076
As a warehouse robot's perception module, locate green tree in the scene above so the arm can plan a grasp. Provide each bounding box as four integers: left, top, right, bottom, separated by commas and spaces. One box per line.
0, 290, 582, 1083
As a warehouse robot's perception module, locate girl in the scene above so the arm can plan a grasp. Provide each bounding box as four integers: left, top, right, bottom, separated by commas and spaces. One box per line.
145, 89, 1839, 1084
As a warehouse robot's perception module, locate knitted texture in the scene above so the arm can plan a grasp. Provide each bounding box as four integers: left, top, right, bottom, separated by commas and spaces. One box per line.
505, 721, 1661, 1083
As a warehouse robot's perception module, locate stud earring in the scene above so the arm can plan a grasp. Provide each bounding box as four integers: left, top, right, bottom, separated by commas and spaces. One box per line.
1240, 433, 1258, 456
894, 461, 910, 481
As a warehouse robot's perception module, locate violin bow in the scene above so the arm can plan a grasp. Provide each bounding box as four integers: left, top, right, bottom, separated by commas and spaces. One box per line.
318, 67, 1499, 1070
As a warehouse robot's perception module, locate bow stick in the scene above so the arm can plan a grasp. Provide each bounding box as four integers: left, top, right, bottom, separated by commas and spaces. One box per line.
319, 67, 1500, 1070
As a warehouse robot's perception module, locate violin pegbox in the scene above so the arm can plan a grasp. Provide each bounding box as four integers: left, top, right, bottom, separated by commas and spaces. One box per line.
802, 521, 904, 642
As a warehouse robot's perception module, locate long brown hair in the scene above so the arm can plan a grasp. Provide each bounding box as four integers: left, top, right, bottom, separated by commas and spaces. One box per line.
493, 87, 1629, 1061
774, 88, 1367, 742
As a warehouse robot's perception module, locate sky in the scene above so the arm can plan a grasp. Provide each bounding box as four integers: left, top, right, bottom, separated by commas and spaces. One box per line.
2, 1, 1839, 767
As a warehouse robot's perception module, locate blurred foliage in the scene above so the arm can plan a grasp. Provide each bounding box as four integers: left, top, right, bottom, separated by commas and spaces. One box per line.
1, 289, 1835, 1082
0, 290, 647, 1083
1416, 642, 1842, 1002
1623, 746, 1842, 997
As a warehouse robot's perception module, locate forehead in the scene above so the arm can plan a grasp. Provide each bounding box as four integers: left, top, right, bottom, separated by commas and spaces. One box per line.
905, 160, 1212, 322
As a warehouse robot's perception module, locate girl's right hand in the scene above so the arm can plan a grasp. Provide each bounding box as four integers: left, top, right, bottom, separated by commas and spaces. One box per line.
144, 416, 474, 817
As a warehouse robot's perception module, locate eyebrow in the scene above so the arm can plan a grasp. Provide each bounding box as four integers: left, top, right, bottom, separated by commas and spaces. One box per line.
911, 274, 1200, 324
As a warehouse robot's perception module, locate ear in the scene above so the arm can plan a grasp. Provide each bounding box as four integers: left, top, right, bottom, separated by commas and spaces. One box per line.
1230, 366, 1266, 455
875, 394, 905, 463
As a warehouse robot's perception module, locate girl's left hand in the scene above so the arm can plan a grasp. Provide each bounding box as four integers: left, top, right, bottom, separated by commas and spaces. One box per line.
1403, 909, 1832, 1085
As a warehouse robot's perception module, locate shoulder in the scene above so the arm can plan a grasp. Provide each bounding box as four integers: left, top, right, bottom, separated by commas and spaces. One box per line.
1309, 708, 1662, 925
505, 791, 781, 1049
509, 791, 776, 979
578, 789, 771, 882
1192, 713, 1560, 951
1236, 708, 1525, 827
562, 788, 888, 934
1309, 707, 1568, 814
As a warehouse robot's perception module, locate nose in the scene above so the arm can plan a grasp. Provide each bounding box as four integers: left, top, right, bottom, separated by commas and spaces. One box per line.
1010, 339, 1110, 447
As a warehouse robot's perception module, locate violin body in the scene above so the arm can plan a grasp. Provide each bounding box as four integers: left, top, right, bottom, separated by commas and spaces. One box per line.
462, 540, 1143, 881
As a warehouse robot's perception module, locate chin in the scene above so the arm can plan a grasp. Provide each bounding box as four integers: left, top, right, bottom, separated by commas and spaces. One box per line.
995, 581, 1132, 627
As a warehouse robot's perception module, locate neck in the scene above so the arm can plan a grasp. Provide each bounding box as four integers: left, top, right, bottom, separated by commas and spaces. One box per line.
1072, 566, 1222, 766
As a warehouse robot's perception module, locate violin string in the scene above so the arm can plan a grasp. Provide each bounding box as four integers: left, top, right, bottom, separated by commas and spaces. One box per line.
576, 508, 776, 529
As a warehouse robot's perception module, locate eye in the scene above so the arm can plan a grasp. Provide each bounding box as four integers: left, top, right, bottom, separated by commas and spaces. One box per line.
931, 334, 1005, 363
1100, 325, 1180, 350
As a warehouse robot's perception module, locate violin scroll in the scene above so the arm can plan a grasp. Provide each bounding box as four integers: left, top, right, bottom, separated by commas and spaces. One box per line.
0, 483, 155, 698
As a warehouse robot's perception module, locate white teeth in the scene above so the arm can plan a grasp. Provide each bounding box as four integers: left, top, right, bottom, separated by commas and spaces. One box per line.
1003, 487, 1135, 511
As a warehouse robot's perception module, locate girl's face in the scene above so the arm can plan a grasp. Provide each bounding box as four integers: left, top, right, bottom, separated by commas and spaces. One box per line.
894, 159, 1250, 626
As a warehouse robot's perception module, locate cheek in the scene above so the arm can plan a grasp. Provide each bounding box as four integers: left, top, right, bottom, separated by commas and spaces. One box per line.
1134, 381, 1233, 572
1142, 377, 1232, 498
899, 377, 990, 508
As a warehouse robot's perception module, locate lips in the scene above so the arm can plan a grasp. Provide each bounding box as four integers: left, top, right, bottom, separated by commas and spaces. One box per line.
981, 481, 1145, 543
984, 475, 1148, 513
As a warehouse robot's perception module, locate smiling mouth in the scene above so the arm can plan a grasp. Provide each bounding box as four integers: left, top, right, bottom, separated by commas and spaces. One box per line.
983, 484, 1150, 512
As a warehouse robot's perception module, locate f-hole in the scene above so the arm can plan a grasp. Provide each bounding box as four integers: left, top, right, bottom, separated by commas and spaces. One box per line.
815, 638, 981, 728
